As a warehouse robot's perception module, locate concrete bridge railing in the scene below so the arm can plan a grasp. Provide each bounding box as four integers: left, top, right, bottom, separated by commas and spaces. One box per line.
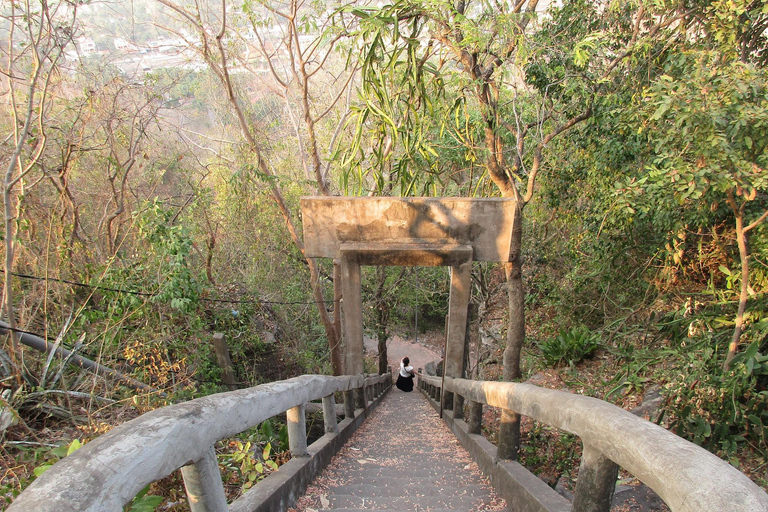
8, 373, 391, 512
418, 374, 768, 512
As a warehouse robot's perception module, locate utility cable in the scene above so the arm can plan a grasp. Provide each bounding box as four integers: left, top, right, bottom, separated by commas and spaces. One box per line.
0, 269, 333, 306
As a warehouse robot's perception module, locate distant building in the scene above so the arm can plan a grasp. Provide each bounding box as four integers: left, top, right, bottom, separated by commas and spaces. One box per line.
114, 38, 138, 52
77, 36, 97, 54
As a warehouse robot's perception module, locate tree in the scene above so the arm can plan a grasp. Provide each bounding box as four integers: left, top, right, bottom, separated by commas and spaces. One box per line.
156, 0, 358, 375
340, 0, 697, 457
627, 54, 768, 370
1, 0, 77, 380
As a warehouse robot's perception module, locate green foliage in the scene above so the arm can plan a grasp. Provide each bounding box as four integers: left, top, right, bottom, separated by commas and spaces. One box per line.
219, 420, 287, 492
538, 325, 600, 367
137, 200, 202, 313
336, 1, 449, 196
663, 339, 768, 458
219, 441, 279, 490
620, 52, 768, 224
520, 422, 579, 483
32, 439, 83, 478
124, 485, 163, 512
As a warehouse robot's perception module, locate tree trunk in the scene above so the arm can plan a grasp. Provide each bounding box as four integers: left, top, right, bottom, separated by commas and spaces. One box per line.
498, 203, 524, 460
3, 182, 20, 363
332, 260, 343, 375
375, 266, 390, 375
724, 210, 749, 371
377, 330, 388, 375
307, 257, 343, 376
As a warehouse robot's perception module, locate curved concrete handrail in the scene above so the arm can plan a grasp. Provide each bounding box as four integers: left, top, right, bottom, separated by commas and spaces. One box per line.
419, 374, 768, 512
8, 373, 390, 512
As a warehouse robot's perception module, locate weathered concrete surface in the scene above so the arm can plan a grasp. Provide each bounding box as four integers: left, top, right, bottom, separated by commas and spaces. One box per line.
7, 374, 388, 512
301, 197, 517, 262
429, 375, 768, 512
341, 252, 364, 376
181, 446, 229, 512
444, 260, 472, 383
571, 446, 619, 512
340, 242, 473, 267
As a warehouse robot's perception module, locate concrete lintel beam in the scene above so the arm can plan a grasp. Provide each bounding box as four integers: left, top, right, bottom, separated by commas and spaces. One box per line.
302, 196, 517, 262
339, 243, 473, 267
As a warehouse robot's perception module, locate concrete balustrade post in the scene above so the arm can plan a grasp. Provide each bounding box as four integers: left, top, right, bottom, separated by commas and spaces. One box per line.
180, 446, 228, 512
497, 409, 521, 460
453, 393, 465, 421
287, 404, 308, 457
443, 391, 454, 411
354, 387, 366, 410
468, 400, 482, 435
572, 445, 619, 512
322, 394, 339, 434
344, 390, 355, 419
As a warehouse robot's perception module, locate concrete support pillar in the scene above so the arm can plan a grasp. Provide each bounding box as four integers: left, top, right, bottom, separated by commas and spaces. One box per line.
468, 400, 482, 435
444, 260, 472, 411
572, 445, 619, 512
181, 446, 228, 512
341, 253, 366, 413
341, 254, 363, 376
343, 390, 355, 419
287, 404, 308, 457
322, 394, 339, 434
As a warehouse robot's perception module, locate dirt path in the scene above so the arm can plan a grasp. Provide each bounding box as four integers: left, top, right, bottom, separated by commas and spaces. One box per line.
363, 334, 441, 372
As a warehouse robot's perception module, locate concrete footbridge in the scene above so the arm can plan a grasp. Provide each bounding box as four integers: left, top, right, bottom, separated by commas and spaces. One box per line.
8, 198, 768, 511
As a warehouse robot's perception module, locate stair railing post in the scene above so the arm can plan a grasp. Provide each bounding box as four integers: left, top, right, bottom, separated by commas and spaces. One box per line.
287, 403, 309, 457
572, 445, 619, 512
180, 446, 228, 512
453, 392, 465, 420
497, 409, 520, 460
322, 394, 339, 435
468, 400, 482, 435
354, 386, 366, 410
343, 390, 355, 419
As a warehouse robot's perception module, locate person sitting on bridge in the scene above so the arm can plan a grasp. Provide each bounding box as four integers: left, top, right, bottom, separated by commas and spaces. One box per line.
396, 357, 415, 392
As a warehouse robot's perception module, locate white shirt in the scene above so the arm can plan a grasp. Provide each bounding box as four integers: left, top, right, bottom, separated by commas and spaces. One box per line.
399, 361, 414, 378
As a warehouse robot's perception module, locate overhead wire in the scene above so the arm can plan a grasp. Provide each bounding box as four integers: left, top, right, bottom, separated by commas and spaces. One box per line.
0, 269, 333, 305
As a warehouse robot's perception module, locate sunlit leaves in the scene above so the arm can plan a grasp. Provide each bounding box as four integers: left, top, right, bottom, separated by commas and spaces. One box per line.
630, 52, 768, 215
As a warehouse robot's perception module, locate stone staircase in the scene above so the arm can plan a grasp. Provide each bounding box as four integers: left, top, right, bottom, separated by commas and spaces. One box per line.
292, 390, 508, 512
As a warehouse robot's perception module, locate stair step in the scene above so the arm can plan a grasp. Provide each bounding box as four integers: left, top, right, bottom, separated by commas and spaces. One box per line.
329, 483, 489, 498
296, 391, 507, 512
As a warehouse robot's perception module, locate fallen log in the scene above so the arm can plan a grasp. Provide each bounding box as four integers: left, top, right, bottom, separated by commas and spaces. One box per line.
0, 321, 161, 395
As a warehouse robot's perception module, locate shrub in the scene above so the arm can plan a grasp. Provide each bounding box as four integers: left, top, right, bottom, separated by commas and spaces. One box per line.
538, 325, 600, 367
662, 339, 768, 458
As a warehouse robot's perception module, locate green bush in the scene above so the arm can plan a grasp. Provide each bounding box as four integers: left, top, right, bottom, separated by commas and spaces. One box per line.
538, 325, 600, 367
663, 339, 768, 458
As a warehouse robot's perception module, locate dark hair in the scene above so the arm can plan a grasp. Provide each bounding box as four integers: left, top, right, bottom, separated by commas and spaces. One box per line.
403, 357, 410, 366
